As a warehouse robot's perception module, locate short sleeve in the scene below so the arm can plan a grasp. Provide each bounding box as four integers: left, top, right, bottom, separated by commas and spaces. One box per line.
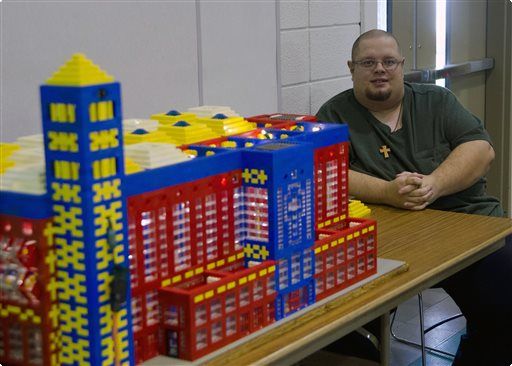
442, 90, 492, 148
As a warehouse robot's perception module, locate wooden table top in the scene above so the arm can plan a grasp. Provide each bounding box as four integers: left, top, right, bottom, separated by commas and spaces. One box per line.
205, 206, 512, 366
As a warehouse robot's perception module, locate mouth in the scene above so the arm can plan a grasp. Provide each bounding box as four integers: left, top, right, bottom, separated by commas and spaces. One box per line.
370, 78, 389, 86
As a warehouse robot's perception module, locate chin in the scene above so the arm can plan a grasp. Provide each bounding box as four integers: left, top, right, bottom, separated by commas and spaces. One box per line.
365, 89, 392, 101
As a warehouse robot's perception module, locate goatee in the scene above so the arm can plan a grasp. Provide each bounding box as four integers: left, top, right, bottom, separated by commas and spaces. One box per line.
366, 89, 392, 101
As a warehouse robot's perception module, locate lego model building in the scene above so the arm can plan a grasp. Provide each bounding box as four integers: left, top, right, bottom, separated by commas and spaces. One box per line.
0, 54, 377, 365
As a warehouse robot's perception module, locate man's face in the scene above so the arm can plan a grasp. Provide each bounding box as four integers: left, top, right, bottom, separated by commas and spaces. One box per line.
349, 36, 404, 104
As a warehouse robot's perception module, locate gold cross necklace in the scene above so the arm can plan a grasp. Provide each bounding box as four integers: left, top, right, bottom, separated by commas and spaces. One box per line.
380, 100, 403, 159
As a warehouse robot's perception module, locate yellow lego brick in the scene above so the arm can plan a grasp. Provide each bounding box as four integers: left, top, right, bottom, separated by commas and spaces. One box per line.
207, 262, 216, 270
338, 237, 345, 244
194, 294, 204, 303
333, 217, 340, 223
205, 290, 214, 299
90, 128, 119, 151
362, 228, 368, 234
322, 244, 329, 251
259, 268, 268, 276
318, 222, 325, 229
150, 111, 197, 125
162, 278, 171, 287
217, 285, 226, 294
331, 240, 337, 247
195, 267, 204, 275
239, 277, 247, 285
50, 103, 76, 123
248, 273, 256, 281
237, 252, 244, 259
48, 131, 79, 152
124, 130, 173, 145
185, 270, 194, 279
228, 255, 237, 263
369, 225, 375, 231
216, 259, 225, 267
172, 274, 182, 283
268, 265, 276, 273
52, 182, 81, 204
124, 158, 143, 175
347, 234, 353, 240
46, 53, 115, 86
227, 281, 236, 290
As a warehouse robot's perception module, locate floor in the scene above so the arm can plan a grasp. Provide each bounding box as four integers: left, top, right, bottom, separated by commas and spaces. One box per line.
299, 288, 466, 366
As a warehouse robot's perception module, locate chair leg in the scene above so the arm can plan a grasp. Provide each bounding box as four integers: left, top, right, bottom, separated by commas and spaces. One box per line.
418, 292, 427, 366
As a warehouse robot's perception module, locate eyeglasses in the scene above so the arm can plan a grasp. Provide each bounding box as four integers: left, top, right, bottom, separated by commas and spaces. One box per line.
352, 58, 404, 71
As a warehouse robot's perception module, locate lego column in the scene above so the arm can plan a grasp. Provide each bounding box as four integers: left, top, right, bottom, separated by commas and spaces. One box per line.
40, 54, 133, 365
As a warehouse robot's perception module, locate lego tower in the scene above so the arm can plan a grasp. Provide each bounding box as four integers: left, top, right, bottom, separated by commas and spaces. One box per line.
40, 54, 133, 365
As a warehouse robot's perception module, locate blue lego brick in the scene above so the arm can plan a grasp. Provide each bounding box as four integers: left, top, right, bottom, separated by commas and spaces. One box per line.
241, 141, 315, 260
288, 122, 349, 149
41, 80, 134, 366
0, 191, 52, 218
274, 278, 315, 320
124, 147, 242, 196
274, 247, 315, 292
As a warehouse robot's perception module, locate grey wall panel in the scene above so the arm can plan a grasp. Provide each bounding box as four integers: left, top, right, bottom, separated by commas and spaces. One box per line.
1, 2, 199, 141
199, 1, 278, 116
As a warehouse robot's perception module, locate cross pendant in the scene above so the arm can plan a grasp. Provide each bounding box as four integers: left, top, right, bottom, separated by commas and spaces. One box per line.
380, 145, 391, 159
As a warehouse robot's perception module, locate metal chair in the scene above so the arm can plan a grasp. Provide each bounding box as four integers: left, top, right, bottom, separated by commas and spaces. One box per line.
390, 292, 464, 366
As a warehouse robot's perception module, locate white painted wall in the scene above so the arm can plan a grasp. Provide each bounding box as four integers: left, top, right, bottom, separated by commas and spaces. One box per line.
0, 1, 277, 141
1, 0, 379, 142
279, 0, 378, 116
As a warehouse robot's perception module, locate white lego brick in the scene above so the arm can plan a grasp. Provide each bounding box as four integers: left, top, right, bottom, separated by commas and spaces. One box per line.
280, 0, 309, 30
281, 84, 311, 115
310, 77, 353, 116
15, 134, 44, 149
124, 142, 190, 170
9, 147, 45, 165
310, 25, 358, 80
281, 29, 310, 86
0, 164, 46, 194
309, 0, 360, 27
123, 119, 159, 133
187, 106, 238, 118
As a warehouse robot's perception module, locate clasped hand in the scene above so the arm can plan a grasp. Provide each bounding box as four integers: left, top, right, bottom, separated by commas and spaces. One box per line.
389, 171, 438, 210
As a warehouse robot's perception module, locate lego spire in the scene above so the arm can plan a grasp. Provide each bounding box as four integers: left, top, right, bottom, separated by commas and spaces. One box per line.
46, 53, 114, 86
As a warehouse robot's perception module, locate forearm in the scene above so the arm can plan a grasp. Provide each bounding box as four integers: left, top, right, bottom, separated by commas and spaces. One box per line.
430, 140, 494, 197
349, 170, 392, 205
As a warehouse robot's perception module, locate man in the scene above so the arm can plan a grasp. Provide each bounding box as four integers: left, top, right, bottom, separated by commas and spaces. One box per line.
316, 29, 511, 365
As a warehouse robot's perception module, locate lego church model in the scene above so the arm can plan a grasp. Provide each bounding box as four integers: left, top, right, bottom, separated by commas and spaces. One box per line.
0, 54, 377, 365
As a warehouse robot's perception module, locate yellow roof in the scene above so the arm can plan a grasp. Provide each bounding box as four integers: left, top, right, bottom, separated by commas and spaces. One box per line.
46, 53, 115, 86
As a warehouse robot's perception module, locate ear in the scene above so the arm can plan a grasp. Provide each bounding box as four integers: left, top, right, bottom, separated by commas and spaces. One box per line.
347, 61, 355, 75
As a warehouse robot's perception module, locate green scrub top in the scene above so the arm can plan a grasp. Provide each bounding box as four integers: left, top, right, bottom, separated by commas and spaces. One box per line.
316, 82, 503, 217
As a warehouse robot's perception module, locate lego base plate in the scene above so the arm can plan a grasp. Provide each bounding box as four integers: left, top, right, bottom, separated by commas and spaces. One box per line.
142, 258, 406, 365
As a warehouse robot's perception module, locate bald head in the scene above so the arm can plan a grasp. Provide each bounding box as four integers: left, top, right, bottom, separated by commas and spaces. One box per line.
351, 29, 401, 60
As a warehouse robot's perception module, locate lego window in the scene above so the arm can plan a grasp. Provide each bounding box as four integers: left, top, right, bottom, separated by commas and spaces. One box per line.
89, 101, 114, 122
49, 103, 76, 123
325, 160, 339, 217
141, 211, 157, 282
225, 293, 236, 313
303, 252, 312, 279
145, 290, 159, 326
233, 186, 245, 250
172, 202, 192, 272
195, 304, 207, 327
225, 315, 237, 336
195, 198, 204, 265
157, 207, 169, 278
204, 194, 218, 261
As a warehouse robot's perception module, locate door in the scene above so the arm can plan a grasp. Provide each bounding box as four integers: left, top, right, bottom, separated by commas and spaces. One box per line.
390, 0, 511, 216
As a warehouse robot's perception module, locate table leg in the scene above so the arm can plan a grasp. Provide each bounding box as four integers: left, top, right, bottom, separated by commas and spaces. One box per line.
380, 312, 390, 366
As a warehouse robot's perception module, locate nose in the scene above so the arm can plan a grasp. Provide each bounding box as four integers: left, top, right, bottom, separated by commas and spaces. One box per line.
374, 61, 386, 72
